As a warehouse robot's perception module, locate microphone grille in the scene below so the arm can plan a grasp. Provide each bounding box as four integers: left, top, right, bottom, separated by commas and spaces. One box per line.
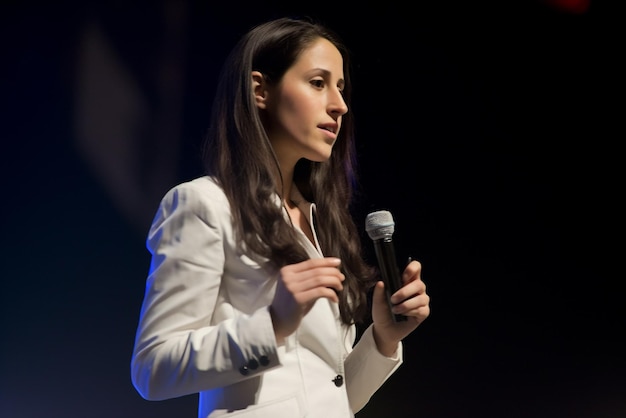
365, 210, 395, 240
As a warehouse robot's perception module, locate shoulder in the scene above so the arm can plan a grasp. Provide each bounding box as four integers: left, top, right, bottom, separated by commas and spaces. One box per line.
163, 175, 227, 203
165, 175, 225, 197
156, 176, 231, 222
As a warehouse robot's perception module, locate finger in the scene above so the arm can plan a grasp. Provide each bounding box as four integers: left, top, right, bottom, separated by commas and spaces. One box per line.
280, 263, 345, 289
402, 259, 422, 283
372, 280, 386, 305
284, 263, 345, 280
390, 279, 426, 305
394, 305, 430, 322
372, 281, 393, 319
287, 270, 345, 293
391, 293, 430, 316
287, 257, 342, 273
294, 286, 341, 305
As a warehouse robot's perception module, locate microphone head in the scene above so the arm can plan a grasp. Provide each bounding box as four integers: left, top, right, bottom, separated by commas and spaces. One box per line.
365, 210, 395, 240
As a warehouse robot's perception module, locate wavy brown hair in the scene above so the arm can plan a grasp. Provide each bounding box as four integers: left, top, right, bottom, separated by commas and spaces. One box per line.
201, 17, 376, 325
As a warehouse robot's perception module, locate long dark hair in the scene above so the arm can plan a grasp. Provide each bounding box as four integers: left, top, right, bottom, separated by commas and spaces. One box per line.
202, 17, 376, 325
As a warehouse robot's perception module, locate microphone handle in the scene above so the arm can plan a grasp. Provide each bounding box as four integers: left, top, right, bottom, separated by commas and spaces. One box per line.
372, 237, 407, 322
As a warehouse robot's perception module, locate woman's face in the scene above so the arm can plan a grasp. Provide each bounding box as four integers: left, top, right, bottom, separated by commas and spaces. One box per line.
260, 37, 348, 166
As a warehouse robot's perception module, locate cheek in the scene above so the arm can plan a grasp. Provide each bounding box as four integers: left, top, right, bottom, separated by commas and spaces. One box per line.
276, 97, 311, 131
279, 83, 316, 115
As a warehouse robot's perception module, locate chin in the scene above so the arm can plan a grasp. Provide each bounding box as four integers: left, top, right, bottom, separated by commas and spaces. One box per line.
304, 145, 334, 163
313, 149, 334, 162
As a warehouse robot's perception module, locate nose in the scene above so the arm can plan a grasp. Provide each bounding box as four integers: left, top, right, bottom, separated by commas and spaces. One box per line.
328, 88, 348, 117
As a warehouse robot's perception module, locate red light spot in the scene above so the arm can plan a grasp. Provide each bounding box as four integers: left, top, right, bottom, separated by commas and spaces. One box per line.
543, 0, 591, 14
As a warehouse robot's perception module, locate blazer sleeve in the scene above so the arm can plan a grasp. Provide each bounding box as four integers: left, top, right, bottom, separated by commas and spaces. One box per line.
130, 180, 281, 401
344, 324, 403, 413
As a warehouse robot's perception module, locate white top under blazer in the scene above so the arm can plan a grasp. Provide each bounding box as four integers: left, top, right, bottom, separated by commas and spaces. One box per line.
131, 176, 403, 418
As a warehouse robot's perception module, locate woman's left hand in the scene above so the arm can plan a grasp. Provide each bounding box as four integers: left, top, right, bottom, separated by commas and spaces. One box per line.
371, 259, 430, 356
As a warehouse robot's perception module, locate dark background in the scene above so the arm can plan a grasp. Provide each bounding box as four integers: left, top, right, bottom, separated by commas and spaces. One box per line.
1, 1, 624, 417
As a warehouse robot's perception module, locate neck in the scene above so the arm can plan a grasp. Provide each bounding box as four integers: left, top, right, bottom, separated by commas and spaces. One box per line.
277, 163, 295, 207
270, 145, 298, 208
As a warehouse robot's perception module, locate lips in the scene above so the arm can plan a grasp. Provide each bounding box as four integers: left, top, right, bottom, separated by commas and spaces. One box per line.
318, 123, 338, 134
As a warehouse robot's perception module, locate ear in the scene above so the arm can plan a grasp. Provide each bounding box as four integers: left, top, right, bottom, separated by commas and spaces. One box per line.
252, 71, 269, 109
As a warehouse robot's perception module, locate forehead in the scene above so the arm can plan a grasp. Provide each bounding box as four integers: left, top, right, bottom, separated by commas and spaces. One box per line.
291, 37, 344, 76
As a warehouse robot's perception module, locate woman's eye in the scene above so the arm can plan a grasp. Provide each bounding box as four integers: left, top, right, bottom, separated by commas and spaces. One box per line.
311, 79, 324, 88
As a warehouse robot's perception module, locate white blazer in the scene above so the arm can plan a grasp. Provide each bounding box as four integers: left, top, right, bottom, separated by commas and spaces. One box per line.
131, 176, 403, 418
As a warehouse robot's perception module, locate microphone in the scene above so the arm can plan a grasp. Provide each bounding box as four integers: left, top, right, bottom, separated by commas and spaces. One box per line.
365, 210, 407, 322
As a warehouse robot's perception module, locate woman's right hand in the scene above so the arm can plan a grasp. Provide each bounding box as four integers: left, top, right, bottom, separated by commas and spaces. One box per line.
269, 257, 344, 342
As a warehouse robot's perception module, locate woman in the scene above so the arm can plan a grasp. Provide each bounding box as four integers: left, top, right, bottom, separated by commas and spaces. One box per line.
131, 16, 430, 418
